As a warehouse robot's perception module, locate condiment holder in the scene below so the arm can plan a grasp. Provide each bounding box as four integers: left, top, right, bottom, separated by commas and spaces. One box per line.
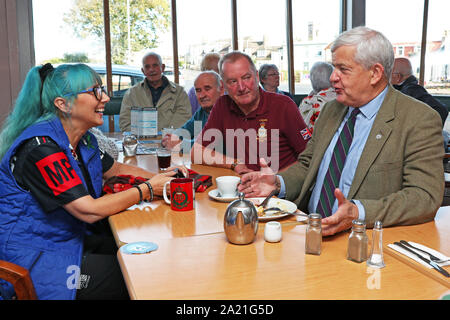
264, 221, 282, 243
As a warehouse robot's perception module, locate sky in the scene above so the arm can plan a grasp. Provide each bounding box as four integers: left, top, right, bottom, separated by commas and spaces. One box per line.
33, 0, 450, 65
33, 0, 338, 65
33, 0, 103, 63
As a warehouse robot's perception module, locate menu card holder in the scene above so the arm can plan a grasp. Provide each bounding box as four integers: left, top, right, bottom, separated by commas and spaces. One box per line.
130, 106, 158, 138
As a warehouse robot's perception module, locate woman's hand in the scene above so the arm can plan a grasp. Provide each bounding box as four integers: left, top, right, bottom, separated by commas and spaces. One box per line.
166, 165, 189, 178
147, 170, 176, 196
147, 165, 188, 196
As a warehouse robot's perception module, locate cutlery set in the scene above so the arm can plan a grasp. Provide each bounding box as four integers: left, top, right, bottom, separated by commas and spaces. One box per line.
393, 240, 450, 277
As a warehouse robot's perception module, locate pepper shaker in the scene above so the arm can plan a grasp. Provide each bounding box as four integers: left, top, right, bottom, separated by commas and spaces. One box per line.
305, 213, 322, 255
347, 219, 368, 263
367, 220, 385, 268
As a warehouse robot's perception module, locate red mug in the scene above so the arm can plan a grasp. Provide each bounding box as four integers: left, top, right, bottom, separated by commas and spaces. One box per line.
163, 178, 195, 211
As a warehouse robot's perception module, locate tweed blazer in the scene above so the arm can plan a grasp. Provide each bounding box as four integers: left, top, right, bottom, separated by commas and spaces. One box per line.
280, 85, 444, 228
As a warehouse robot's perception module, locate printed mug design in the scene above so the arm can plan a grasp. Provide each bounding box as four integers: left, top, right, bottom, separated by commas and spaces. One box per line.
163, 178, 195, 211
172, 186, 191, 209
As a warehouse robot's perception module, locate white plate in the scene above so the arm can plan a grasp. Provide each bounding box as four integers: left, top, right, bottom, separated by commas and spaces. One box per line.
208, 189, 239, 202
248, 197, 306, 221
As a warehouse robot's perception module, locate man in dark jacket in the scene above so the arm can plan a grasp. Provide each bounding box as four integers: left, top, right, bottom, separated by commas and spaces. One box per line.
391, 57, 448, 126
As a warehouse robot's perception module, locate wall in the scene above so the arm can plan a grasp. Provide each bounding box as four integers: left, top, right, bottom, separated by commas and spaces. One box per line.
0, 0, 34, 126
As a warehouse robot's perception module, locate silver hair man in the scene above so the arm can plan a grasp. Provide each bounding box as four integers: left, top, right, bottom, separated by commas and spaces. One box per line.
142, 51, 163, 65
194, 70, 222, 88
331, 26, 394, 79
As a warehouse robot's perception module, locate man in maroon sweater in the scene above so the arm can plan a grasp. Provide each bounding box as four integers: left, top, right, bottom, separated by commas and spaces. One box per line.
191, 51, 309, 174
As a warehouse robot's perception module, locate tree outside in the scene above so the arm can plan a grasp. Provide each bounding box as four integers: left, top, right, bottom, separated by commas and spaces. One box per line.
63, 0, 171, 65
42, 52, 90, 64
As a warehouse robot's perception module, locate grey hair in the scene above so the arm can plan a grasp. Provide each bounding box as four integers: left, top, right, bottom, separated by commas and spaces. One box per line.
258, 64, 278, 84
331, 26, 394, 79
194, 70, 222, 88
219, 51, 257, 76
142, 52, 163, 65
201, 53, 220, 72
309, 62, 334, 93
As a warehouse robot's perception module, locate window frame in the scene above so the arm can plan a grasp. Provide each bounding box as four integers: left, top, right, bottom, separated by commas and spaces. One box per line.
100, 0, 431, 94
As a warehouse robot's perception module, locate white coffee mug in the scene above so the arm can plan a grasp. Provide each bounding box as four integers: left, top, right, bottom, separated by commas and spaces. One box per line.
215, 176, 240, 197
264, 221, 282, 243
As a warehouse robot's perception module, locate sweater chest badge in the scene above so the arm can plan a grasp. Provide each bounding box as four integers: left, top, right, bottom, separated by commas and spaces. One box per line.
257, 119, 268, 142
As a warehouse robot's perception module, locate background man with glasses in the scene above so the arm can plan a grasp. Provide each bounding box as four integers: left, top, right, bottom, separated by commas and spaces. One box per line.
161, 70, 224, 150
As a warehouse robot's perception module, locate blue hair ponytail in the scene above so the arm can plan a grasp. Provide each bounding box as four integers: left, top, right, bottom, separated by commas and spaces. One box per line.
0, 63, 101, 160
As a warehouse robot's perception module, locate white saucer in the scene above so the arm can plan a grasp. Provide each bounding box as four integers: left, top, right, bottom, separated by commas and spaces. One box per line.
208, 189, 239, 202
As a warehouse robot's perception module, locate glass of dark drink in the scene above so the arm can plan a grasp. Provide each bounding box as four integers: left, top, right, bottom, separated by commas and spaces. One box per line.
157, 147, 171, 171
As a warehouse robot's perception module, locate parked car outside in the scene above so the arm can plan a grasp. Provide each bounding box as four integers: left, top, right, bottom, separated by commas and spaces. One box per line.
87, 64, 144, 132
89, 63, 144, 97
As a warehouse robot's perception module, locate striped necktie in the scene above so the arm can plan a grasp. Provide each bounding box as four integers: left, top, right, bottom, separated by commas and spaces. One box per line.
316, 108, 360, 218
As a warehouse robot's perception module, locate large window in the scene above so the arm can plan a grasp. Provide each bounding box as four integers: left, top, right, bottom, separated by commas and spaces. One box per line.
292, 0, 340, 94
176, 0, 231, 90
425, 0, 450, 95
367, 0, 450, 96
32, 0, 450, 99
366, 0, 424, 76
236, 0, 287, 90
32, 0, 105, 65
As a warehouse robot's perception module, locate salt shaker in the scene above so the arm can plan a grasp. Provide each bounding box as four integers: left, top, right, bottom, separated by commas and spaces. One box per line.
305, 213, 322, 255
366, 220, 385, 268
347, 219, 368, 263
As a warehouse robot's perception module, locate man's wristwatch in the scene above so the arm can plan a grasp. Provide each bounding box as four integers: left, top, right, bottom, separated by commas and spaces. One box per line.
274, 175, 281, 194
230, 159, 240, 171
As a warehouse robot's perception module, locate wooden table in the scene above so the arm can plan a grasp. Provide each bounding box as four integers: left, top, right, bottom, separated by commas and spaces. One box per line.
117, 221, 449, 300
108, 152, 299, 246
108, 149, 450, 300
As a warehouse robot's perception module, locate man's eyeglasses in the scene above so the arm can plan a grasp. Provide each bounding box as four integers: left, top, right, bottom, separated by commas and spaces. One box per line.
267, 73, 280, 77
63, 86, 108, 101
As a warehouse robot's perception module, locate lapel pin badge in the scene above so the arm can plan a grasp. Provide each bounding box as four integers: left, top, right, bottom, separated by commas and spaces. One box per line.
376, 134, 382, 140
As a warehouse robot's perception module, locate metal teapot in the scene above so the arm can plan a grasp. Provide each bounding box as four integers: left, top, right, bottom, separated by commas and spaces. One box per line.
224, 192, 258, 245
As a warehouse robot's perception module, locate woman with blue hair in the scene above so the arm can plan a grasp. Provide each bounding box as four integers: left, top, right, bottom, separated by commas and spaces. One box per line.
0, 63, 186, 300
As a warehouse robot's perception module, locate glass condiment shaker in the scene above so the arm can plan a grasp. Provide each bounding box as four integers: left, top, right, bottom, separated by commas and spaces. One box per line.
347, 219, 368, 263
123, 133, 138, 157
366, 220, 385, 268
305, 213, 322, 255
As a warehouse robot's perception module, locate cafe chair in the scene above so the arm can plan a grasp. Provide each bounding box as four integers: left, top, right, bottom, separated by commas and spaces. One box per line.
0, 260, 37, 300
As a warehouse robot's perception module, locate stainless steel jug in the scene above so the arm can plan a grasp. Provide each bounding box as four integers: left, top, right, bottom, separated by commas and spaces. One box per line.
224, 192, 258, 245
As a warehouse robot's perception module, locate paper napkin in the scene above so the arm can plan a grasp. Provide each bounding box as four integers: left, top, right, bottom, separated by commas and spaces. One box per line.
388, 241, 450, 269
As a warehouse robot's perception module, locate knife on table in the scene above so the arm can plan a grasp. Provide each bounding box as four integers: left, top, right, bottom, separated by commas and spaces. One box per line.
394, 242, 450, 277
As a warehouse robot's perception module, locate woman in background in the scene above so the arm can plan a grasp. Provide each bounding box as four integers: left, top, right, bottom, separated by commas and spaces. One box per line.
258, 64, 294, 101
298, 61, 336, 134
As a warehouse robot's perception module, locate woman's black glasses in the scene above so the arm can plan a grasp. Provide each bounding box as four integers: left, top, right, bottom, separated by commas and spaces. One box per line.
64, 86, 108, 101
